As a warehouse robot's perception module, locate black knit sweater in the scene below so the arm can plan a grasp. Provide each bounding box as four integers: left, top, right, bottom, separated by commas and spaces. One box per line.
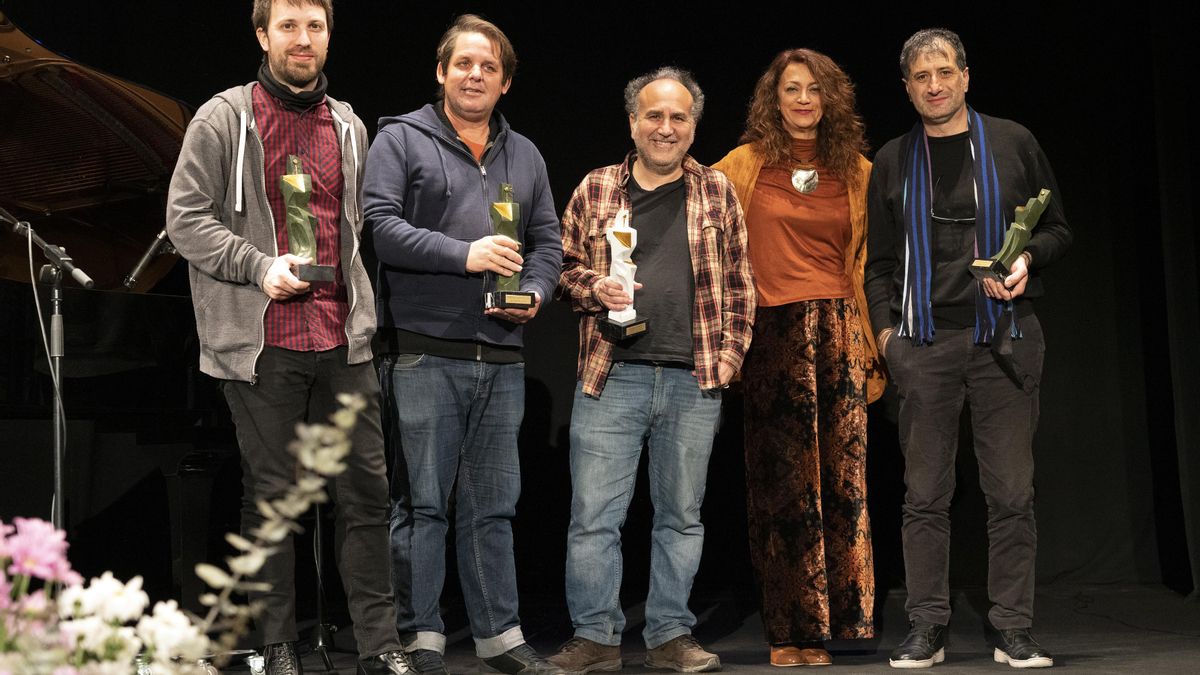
864, 112, 1073, 338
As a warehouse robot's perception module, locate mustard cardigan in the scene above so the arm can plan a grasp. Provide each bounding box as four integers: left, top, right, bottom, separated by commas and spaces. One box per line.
713, 143, 886, 404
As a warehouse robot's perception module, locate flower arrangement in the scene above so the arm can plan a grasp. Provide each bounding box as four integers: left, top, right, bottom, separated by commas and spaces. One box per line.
1, 394, 364, 674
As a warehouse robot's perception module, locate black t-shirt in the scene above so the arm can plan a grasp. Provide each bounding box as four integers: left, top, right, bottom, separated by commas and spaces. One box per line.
928, 130, 977, 329
610, 171, 694, 366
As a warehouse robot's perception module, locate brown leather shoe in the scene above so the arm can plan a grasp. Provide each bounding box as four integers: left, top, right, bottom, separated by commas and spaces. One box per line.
769, 646, 832, 667
548, 637, 622, 673
644, 635, 720, 672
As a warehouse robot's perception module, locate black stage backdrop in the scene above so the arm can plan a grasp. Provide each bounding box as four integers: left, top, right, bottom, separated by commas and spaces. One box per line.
1, 0, 1195, 601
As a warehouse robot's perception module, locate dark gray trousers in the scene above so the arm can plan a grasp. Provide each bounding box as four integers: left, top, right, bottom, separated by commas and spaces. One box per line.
884, 317, 1044, 629
222, 346, 400, 657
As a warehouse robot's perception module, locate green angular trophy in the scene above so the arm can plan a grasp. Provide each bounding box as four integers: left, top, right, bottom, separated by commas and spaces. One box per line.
281, 155, 335, 285
969, 188, 1051, 284
484, 183, 536, 309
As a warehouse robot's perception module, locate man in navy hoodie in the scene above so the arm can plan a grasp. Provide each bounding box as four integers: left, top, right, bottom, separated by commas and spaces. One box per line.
362, 14, 563, 675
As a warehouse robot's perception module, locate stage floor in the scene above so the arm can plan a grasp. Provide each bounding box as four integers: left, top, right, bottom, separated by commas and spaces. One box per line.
226, 584, 1199, 673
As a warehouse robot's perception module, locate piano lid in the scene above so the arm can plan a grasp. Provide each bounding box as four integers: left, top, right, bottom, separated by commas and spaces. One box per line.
0, 11, 192, 291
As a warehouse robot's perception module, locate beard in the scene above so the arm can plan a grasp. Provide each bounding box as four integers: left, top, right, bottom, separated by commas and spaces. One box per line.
268, 49, 325, 90
634, 140, 686, 176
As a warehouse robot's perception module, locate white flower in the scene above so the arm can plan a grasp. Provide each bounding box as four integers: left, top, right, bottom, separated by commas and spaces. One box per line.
82, 572, 124, 617
136, 600, 210, 665
96, 575, 149, 624
58, 572, 148, 623
59, 616, 142, 665
104, 626, 142, 666
77, 662, 134, 675
58, 615, 105, 649
58, 582, 88, 618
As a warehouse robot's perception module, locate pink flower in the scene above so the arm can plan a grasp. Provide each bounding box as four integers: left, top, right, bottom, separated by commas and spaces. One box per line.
0, 519, 14, 559
0, 570, 10, 610
49, 558, 82, 586
5, 518, 77, 583
19, 588, 50, 615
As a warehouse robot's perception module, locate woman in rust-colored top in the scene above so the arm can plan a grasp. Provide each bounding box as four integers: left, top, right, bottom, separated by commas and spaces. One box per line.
714, 48, 885, 667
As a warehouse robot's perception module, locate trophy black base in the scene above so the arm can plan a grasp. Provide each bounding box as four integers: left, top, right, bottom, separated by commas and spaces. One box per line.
600, 316, 649, 341
969, 258, 1010, 284
297, 264, 336, 286
485, 290, 536, 310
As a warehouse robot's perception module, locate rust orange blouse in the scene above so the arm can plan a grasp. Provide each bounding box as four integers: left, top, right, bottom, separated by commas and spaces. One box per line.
744, 138, 852, 305
714, 142, 886, 403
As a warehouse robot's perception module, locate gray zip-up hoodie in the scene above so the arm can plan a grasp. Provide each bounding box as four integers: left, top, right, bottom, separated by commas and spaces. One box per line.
166, 83, 374, 383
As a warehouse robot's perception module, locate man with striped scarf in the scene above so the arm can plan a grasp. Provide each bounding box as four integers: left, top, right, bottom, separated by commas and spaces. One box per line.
864, 28, 1072, 669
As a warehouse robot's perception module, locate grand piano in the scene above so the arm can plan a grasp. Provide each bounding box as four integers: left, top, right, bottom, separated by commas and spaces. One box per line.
0, 10, 237, 611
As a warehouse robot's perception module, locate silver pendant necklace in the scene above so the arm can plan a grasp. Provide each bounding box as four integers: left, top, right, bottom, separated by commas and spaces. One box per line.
791, 151, 819, 194
791, 168, 818, 194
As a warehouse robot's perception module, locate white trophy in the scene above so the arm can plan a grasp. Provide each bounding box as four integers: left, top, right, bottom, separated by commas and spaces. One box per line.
600, 208, 648, 339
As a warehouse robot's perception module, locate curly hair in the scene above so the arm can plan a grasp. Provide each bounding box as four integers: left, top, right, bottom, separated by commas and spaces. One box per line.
624, 66, 705, 122
740, 48, 867, 188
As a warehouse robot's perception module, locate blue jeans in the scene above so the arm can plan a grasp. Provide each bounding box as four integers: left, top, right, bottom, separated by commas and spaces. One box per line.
380, 354, 526, 658
565, 362, 723, 648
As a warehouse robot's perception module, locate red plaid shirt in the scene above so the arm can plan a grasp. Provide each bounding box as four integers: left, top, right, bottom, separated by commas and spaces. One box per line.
558, 154, 756, 397
253, 84, 348, 352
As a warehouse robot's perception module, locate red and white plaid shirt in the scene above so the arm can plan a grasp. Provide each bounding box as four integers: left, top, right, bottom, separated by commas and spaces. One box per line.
558, 153, 756, 398
253, 84, 349, 352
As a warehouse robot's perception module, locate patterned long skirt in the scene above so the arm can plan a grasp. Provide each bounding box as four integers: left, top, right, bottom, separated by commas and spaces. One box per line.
742, 297, 875, 643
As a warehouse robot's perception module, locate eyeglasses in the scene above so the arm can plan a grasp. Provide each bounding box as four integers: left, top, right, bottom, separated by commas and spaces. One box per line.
930, 210, 975, 225
929, 176, 975, 224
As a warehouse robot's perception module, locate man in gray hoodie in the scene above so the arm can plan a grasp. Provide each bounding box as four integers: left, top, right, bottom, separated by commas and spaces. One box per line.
166, 2, 409, 674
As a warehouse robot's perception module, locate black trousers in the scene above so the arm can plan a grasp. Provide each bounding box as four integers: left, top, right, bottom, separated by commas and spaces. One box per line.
884, 317, 1044, 629
222, 346, 400, 657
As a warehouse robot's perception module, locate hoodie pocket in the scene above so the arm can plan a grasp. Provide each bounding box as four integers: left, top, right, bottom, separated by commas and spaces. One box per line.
197, 282, 264, 355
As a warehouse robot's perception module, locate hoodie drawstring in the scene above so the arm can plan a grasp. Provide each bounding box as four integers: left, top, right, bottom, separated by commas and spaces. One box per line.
434, 142, 452, 199
236, 109, 248, 213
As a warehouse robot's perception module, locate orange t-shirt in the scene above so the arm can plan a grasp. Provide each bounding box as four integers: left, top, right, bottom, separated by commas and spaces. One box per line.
744, 138, 853, 306
463, 137, 486, 163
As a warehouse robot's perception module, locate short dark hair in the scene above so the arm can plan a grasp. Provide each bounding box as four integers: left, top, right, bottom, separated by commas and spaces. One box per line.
899, 28, 967, 78
623, 66, 706, 123
252, 0, 333, 33
436, 14, 518, 85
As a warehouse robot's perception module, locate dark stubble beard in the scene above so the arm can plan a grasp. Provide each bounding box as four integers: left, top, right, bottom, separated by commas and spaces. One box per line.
635, 143, 683, 177
270, 50, 325, 90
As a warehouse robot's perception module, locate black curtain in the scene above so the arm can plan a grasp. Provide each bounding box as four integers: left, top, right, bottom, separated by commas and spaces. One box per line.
1151, 12, 1200, 599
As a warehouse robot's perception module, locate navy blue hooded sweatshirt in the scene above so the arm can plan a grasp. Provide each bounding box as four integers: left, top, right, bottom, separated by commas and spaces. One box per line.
363, 104, 562, 350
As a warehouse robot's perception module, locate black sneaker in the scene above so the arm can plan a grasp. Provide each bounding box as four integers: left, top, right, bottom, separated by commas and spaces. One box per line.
410, 648, 451, 675
358, 650, 413, 674
888, 622, 946, 669
483, 643, 566, 674
992, 628, 1053, 668
264, 641, 304, 675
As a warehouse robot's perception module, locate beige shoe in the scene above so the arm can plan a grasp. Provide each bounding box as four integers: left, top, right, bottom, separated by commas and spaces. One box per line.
547, 637, 622, 674
645, 635, 721, 673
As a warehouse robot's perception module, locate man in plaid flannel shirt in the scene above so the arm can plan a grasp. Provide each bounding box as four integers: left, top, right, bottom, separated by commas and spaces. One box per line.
550, 67, 754, 674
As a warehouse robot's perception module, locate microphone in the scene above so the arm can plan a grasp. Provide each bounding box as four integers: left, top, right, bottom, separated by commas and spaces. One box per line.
0, 205, 23, 230
3, 208, 96, 289
123, 228, 170, 290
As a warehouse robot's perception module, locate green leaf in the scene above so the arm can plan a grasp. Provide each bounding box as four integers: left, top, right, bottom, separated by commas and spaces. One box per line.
195, 563, 234, 589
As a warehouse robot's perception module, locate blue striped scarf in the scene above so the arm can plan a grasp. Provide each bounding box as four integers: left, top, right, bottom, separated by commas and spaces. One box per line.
899, 107, 1015, 345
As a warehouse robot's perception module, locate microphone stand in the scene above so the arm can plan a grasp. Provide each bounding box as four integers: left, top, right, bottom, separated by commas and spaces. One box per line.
40, 263, 67, 531
6, 212, 95, 530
